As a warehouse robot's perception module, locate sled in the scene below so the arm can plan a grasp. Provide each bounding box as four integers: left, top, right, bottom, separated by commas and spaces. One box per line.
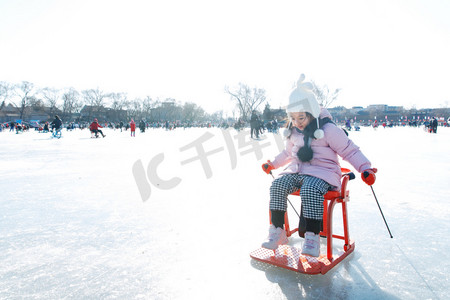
250, 168, 355, 275
90, 130, 104, 138
51, 129, 62, 139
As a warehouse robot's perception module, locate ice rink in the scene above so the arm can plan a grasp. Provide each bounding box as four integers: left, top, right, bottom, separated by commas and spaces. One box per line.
1, 125, 449, 299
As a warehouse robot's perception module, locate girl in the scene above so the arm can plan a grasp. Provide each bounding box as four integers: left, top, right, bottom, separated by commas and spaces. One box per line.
261, 74, 377, 257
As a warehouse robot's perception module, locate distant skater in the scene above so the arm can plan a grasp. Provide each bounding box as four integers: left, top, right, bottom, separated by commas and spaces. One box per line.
89, 118, 106, 138
431, 117, 438, 133
130, 119, 136, 137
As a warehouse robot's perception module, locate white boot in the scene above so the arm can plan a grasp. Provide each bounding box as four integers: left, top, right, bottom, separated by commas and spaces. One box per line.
261, 225, 288, 250
301, 231, 320, 257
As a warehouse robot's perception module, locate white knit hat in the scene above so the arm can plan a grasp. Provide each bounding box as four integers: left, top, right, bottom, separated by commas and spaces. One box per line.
284, 74, 324, 139
286, 74, 320, 117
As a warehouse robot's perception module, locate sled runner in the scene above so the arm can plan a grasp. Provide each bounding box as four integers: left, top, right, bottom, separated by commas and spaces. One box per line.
250, 168, 355, 275
91, 130, 101, 138
51, 129, 62, 139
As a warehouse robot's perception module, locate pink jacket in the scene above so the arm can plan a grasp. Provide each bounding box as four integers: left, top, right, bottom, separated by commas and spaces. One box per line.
271, 108, 371, 189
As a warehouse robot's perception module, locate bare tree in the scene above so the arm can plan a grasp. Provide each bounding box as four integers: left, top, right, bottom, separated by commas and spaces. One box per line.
225, 83, 266, 122
149, 99, 162, 121
0, 81, 14, 111
109, 92, 128, 121
82, 88, 108, 120
14, 81, 36, 119
41, 87, 61, 117
83, 88, 108, 107
208, 110, 223, 124
28, 96, 45, 109
128, 98, 143, 120
62, 88, 81, 120
164, 98, 182, 121
311, 80, 341, 108
182, 102, 205, 123
142, 96, 156, 120
110, 92, 127, 111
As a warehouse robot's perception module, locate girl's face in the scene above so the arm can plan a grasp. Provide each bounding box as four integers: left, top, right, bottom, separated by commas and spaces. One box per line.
290, 112, 311, 130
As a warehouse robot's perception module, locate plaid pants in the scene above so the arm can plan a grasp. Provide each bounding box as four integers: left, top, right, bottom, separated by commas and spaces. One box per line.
269, 173, 332, 220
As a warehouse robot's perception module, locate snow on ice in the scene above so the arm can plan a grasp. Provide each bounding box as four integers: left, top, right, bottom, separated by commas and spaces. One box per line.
1, 126, 449, 299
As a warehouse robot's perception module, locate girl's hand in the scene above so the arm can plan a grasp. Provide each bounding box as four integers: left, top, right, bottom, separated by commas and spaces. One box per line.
361, 168, 377, 185
262, 160, 275, 174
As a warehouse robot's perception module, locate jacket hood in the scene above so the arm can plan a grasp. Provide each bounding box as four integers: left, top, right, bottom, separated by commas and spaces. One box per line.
318, 107, 333, 120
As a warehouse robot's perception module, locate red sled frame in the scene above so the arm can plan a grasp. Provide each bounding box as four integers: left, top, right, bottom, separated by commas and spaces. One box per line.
250, 168, 355, 275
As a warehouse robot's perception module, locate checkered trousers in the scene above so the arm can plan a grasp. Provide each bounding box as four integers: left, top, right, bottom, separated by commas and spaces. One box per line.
269, 173, 332, 220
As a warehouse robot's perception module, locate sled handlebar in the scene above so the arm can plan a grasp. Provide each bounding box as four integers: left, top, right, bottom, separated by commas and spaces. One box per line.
346, 172, 356, 180
340, 168, 355, 181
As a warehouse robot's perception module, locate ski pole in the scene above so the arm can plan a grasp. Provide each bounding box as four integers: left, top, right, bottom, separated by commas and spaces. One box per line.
287, 198, 300, 218
269, 171, 300, 218
369, 185, 393, 238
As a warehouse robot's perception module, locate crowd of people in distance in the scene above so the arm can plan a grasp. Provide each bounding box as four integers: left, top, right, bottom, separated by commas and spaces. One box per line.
335, 116, 448, 134
1, 115, 449, 137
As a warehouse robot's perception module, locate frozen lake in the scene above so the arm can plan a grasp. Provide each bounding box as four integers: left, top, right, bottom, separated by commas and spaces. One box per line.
1, 125, 449, 299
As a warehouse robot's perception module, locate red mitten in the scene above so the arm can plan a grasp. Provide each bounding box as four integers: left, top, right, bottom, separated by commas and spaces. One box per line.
262, 160, 275, 174
361, 168, 377, 185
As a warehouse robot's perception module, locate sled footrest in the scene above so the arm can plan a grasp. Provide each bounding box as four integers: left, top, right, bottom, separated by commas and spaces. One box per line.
250, 242, 354, 275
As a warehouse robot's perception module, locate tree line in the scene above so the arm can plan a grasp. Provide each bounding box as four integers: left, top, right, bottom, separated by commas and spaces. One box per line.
1, 79, 341, 123
0, 81, 220, 123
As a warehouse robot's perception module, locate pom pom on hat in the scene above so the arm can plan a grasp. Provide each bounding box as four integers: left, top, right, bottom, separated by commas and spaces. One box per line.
286, 74, 320, 118
282, 121, 292, 138
313, 118, 324, 139
314, 128, 324, 139
282, 127, 291, 138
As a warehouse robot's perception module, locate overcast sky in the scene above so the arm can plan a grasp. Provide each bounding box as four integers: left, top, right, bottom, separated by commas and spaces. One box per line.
1, 0, 449, 114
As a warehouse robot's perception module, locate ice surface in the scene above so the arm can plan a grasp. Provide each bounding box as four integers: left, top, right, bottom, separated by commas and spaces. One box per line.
1, 126, 449, 299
